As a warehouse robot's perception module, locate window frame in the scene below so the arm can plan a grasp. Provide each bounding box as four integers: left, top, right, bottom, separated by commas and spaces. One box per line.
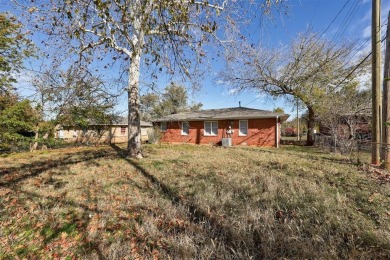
204, 121, 218, 136
160, 122, 167, 132
181, 122, 190, 135
239, 120, 248, 136
121, 127, 126, 135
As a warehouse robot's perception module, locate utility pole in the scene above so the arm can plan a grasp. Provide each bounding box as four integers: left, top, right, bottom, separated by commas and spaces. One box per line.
371, 0, 381, 165
381, 11, 390, 168
296, 98, 300, 141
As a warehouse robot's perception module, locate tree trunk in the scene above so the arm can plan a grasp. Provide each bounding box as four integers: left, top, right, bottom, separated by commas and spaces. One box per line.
346, 120, 355, 139
306, 106, 315, 146
30, 126, 39, 152
127, 50, 142, 158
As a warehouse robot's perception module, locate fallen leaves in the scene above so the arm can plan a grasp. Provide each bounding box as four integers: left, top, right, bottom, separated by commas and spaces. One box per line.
60, 232, 68, 240
0, 144, 389, 259
367, 167, 390, 184
0, 188, 12, 196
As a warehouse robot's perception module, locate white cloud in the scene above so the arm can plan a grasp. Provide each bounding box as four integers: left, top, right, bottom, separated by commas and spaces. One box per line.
215, 79, 224, 85
228, 88, 241, 95
362, 0, 390, 25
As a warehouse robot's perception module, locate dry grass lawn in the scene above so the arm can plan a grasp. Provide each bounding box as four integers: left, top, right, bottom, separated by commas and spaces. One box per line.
0, 144, 389, 259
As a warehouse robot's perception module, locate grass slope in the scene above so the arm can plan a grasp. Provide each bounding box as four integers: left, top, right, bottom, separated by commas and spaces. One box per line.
0, 144, 389, 259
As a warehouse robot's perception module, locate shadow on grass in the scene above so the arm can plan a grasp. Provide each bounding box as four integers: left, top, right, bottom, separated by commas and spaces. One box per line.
2, 145, 169, 259
244, 146, 359, 166
0, 149, 114, 188
110, 144, 264, 258
20, 189, 106, 259
17, 169, 161, 259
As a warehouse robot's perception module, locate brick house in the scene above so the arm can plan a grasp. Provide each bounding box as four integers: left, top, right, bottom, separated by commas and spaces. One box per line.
152, 107, 289, 147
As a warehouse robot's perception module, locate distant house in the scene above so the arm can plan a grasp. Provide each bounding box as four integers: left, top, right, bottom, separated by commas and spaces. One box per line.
55, 117, 153, 144
283, 127, 297, 137
152, 107, 289, 147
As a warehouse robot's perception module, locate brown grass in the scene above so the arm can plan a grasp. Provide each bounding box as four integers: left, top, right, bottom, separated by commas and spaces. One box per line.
0, 144, 389, 259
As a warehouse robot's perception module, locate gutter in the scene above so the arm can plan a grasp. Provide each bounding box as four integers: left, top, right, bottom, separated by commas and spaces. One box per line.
153, 114, 289, 123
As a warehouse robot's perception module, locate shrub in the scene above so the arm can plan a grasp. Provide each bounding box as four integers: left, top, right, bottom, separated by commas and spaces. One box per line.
147, 126, 162, 144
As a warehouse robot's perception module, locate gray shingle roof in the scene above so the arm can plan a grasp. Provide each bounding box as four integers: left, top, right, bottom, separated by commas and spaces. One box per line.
152, 107, 289, 122
113, 117, 153, 127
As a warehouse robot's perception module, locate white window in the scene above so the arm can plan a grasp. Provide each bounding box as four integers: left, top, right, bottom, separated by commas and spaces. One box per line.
181, 122, 189, 135
160, 122, 167, 131
204, 121, 218, 136
239, 120, 248, 136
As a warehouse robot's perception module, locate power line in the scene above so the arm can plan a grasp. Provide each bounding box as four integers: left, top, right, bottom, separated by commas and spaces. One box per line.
335, 34, 387, 89
244, 96, 261, 107
245, 0, 377, 109
318, 0, 350, 39
332, 0, 362, 43
244, 32, 388, 109
341, 22, 388, 70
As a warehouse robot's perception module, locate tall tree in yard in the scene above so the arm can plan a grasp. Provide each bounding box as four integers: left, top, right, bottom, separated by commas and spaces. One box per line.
0, 12, 34, 92
220, 31, 366, 146
31, 65, 117, 125
140, 82, 203, 120
26, 64, 118, 150
0, 95, 40, 151
156, 82, 203, 116
17, 0, 284, 157
0, 12, 37, 150
140, 92, 159, 121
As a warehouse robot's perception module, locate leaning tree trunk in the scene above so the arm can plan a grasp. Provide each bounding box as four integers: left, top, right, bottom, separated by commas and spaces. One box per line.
306, 106, 316, 146
30, 126, 39, 152
127, 50, 142, 158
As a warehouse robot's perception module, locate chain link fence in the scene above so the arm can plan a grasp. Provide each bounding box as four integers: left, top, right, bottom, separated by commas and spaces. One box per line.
281, 134, 374, 164
314, 134, 370, 153
313, 134, 374, 164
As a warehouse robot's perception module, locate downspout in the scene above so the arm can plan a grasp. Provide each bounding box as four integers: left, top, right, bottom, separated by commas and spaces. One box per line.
276, 116, 279, 148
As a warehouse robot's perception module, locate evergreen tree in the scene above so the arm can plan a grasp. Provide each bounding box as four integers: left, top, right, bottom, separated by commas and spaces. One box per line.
140, 83, 203, 120
0, 96, 40, 151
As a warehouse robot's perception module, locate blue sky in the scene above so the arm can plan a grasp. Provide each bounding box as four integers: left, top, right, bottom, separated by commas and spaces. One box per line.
2, 0, 390, 119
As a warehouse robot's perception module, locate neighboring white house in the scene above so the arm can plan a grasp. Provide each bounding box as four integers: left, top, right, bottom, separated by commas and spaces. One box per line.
55, 117, 153, 144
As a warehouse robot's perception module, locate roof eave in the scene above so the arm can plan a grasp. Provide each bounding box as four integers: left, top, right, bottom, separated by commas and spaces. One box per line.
152, 114, 290, 122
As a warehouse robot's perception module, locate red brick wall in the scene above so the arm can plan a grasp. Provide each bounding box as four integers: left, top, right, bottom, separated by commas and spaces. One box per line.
158, 118, 278, 147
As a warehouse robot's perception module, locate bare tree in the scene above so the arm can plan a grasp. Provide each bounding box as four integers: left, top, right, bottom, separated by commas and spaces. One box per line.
318, 86, 371, 153
31, 64, 117, 124
220, 31, 366, 146
27, 64, 118, 150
